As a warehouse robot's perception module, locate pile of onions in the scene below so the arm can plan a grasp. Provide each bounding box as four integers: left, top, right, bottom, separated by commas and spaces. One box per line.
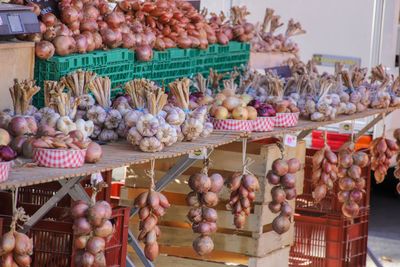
72, 199, 114, 267
267, 158, 301, 234
310, 144, 338, 203
337, 145, 369, 218
134, 189, 170, 261
370, 134, 398, 183
393, 128, 400, 194
0, 208, 33, 267
186, 170, 224, 255
225, 172, 259, 229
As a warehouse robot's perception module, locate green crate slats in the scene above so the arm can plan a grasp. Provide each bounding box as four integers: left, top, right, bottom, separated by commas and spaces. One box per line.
33, 42, 249, 108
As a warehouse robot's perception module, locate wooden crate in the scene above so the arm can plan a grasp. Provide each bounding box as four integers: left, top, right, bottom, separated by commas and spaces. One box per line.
122, 140, 305, 266
0, 41, 35, 110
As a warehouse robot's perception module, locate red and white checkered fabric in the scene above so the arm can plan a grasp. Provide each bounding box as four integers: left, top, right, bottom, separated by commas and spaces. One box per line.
212, 118, 253, 131
252, 116, 276, 132
275, 112, 299, 127
0, 161, 11, 183
33, 148, 86, 168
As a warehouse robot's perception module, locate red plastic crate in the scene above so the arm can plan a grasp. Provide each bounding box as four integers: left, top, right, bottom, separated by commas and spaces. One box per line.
0, 206, 129, 267
289, 209, 369, 267
296, 148, 371, 215
311, 130, 372, 151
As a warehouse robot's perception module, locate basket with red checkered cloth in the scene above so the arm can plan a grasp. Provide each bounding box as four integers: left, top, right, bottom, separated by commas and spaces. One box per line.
212, 118, 253, 131
0, 161, 11, 183
275, 112, 299, 127
33, 148, 86, 168
252, 116, 276, 132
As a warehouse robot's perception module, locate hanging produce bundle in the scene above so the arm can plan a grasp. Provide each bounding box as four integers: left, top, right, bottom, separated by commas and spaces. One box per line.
186, 158, 224, 256
0, 191, 33, 267
225, 139, 259, 229
370, 127, 398, 183
229, 6, 255, 42
169, 78, 213, 140
392, 129, 400, 193
72, 182, 114, 267
337, 144, 369, 218
310, 139, 338, 202
134, 161, 170, 261
369, 65, 400, 108
126, 79, 179, 152
251, 8, 305, 54
266, 153, 301, 234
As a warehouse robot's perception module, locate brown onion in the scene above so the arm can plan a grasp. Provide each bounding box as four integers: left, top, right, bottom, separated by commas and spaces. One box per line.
272, 215, 291, 234
101, 28, 121, 48
105, 11, 125, 29
81, 31, 95, 52
74, 235, 89, 249
85, 142, 102, 163
26, 33, 42, 43
14, 254, 31, 267
53, 36, 76, 56
55, 24, 72, 36
337, 190, 350, 203
83, 5, 100, 20
41, 13, 57, 27
92, 32, 103, 49
312, 184, 327, 202
35, 41, 55, 60
122, 32, 136, 48
177, 36, 192, 48
192, 235, 214, 256
74, 34, 88, 53
216, 32, 229, 45
80, 20, 98, 32
339, 177, 355, 191
14, 232, 33, 255
0, 231, 15, 254
61, 6, 79, 24
1, 253, 14, 267
342, 201, 360, 218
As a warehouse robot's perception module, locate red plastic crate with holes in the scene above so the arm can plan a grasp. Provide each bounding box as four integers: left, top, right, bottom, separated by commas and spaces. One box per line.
289, 209, 369, 267
312, 130, 372, 151
0, 206, 129, 267
296, 148, 371, 215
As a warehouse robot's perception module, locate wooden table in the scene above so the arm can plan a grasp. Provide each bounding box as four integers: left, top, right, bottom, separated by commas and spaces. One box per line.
0, 107, 396, 267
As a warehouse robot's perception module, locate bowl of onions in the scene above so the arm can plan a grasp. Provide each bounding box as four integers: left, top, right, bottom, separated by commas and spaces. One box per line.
248, 100, 276, 132
0, 145, 17, 183
32, 135, 88, 168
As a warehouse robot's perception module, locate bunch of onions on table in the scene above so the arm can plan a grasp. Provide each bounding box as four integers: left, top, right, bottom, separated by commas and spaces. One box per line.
310, 142, 338, 203
250, 8, 305, 54
126, 80, 178, 152
86, 76, 122, 142
186, 162, 224, 256
72, 183, 114, 267
169, 78, 213, 141
0, 207, 33, 267
369, 65, 400, 108
369, 131, 398, 183
267, 157, 301, 234
337, 144, 369, 218
392, 128, 400, 193
134, 184, 170, 261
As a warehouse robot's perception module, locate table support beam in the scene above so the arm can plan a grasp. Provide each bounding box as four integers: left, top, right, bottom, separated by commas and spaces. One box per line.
21, 176, 85, 234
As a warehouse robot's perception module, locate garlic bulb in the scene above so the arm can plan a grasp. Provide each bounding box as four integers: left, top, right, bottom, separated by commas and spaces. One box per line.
200, 122, 213, 138
87, 105, 107, 126
25, 105, 38, 116
311, 112, 325, 121
173, 125, 184, 142
337, 102, 347, 115
350, 91, 361, 104
190, 106, 207, 123
99, 129, 118, 142
117, 120, 129, 138
91, 124, 102, 139
57, 116, 77, 134
305, 100, 316, 115
136, 113, 160, 137
104, 109, 122, 129
339, 92, 350, 103
127, 127, 143, 146
124, 110, 142, 128
157, 115, 166, 126
331, 94, 340, 106
78, 94, 95, 110
139, 137, 164, 152
158, 110, 167, 119
40, 111, 60, 128
391, 96, 400, 107
182, 118, 204, 141
166, 108, 185, 126
75, 110, 87, 120
156, 124, 177, 146
76, 119, 94, 140
356, 103, 367, 112
345, 103, 357, 115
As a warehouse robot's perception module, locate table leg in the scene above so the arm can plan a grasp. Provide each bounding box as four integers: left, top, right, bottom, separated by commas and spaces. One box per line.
127, 154, 201, 266
20, 176, 85, 234
58, 179, 91, 203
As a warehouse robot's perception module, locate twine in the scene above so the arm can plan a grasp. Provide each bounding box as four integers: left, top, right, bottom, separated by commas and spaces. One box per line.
10, 187, 29, 231
145, 159, 156, 190
241, 138, 255, 175
201, 149, 214, 175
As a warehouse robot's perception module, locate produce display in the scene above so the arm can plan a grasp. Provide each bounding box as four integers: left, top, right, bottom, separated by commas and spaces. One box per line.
15, 0, 255, 60
134, 162, 170, 261
337, 144, 369, 218
251, 8, 305, 54
393, 128, 400, 193
186, 159, 224, 256
310, 141, 338, 202
72, 183, 114, 267
267, 157, 301, 234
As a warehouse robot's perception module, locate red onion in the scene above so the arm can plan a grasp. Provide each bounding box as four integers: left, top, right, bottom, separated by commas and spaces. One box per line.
86, 236, 105, 254
39, 22, 47, 34
71, 0, 83, 10
74, 34, 88, 53
80, 20, 98, 32
105, 11, 125, 29
82, 31, 96, 51
0, 231, 15, 254
55, 24, 73, 37
8, 116, 30, 136
122, 32, 136, 48
71, 200, 89, 218
94, 220, 113, 238
41, 13, 57, 27
85, 142, 103, 163
92, 32, 103, 49
83, 5, 100, 20
35, 41, 55, 60
10, 135, 27, 155
101, 28, 121, 48
53, 36, 76, 56
73, 217, 92, 235
14, 232, 33, 255
61, 6, 80, 24
135, 45, 153, 61
25, 116, 37, 135
81, 252, 95, 266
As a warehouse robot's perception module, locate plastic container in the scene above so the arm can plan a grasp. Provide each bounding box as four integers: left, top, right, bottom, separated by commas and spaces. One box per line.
0, 206, 129, 267
296, 148, 371, 215
311, 130, 372, 151
289, 209, 369, 267
33, 148, 86, 168
211, 118, 253, 131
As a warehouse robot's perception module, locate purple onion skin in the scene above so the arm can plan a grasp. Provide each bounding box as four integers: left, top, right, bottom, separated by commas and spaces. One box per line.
0, 145, 17, 161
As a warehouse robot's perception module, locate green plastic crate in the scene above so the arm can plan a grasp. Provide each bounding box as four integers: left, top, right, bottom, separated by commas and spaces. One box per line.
33, 42, 249, 108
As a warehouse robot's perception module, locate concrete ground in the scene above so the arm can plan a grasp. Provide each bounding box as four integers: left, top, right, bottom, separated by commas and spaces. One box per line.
367, 174, 400, 267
